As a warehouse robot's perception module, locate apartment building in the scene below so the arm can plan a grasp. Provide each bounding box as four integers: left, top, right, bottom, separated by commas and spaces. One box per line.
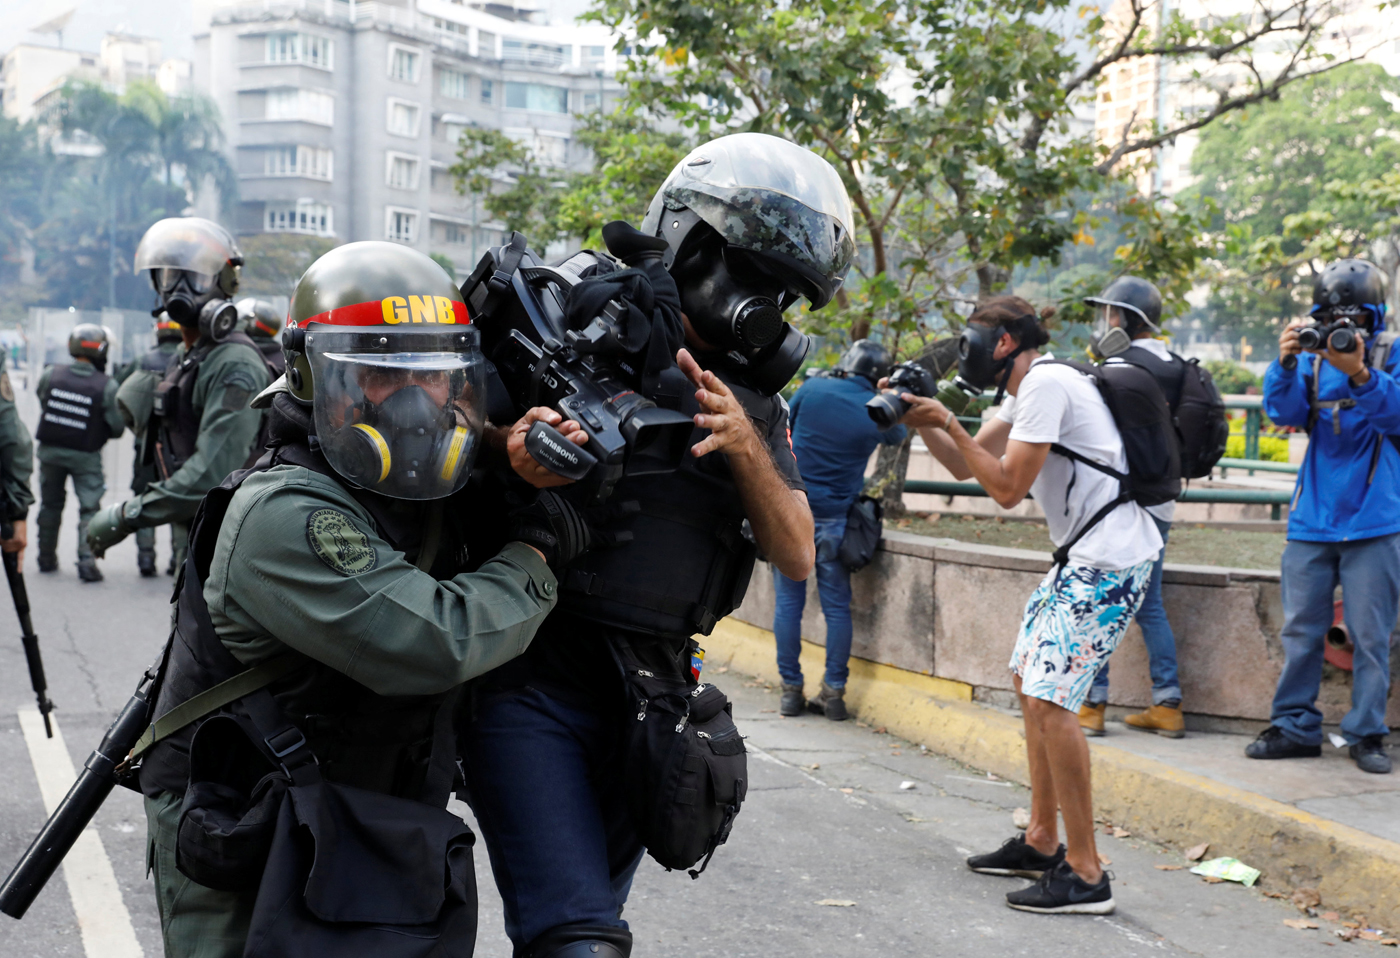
195, 0, 620, 274
1, 33, 193, 122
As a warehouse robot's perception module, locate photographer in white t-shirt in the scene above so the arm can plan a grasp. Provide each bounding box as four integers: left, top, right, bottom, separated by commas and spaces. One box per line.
891, 296, 1159, 916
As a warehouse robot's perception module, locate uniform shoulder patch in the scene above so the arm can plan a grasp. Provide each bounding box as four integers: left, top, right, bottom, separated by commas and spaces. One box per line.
0, 372, 14, 403
306, 508, 379, 577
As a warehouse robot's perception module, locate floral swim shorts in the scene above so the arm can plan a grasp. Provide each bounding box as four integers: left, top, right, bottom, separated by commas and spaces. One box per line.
1009, 560, 1154, 712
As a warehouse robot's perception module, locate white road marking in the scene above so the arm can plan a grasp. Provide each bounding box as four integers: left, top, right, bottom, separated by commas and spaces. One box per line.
19, 708, 144, 958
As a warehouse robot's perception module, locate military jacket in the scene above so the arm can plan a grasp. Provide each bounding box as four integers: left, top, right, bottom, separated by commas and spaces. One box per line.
0, 356, 34, 520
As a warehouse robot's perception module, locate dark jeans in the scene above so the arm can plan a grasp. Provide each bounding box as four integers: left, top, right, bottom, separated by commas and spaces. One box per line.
459, 686, 644, 949
1271, 533, 1400, 746
1088, 516, 1182, 706
772, 516, 852, 689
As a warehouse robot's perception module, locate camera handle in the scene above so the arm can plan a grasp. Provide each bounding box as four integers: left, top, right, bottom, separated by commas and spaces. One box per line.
525, 421, 597, 481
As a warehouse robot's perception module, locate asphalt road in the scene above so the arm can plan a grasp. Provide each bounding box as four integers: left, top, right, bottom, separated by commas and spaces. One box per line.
0, 427, 1377, 956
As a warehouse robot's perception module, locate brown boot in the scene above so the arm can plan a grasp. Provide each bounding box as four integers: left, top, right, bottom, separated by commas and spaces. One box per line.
1078, 702, 1106, 737
1124, 704, 1185, 738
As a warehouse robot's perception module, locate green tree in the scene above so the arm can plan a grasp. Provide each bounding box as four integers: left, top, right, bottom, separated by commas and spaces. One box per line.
239, 234, 339, 298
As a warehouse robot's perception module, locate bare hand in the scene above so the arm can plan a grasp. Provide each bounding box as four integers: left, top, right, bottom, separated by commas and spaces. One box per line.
677, 348, 761, 459
898, 393, 955, 429
506, 407, 589, 488
1, 518, 25, 574
1322, 330, 1368, 379
1279, 320, 1304, 364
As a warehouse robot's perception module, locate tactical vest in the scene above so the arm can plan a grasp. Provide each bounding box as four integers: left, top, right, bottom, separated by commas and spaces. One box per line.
1119, 344, 1185, 408
35, 364, 111, 452
557, 363, 767, 638
151, 331, 267, 481
141, 345, 176, 375
140, 419, 458, 804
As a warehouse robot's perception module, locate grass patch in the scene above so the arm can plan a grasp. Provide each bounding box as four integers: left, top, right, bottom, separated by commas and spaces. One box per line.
888, 514, 1286, 571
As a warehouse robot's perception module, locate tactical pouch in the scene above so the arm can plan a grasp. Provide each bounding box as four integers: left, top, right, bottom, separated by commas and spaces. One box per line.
610, 637, 747, 878
837, 495, 884, 572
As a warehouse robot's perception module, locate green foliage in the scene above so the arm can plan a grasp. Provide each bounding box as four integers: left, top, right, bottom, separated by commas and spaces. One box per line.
448, 127, 560, 241
429, 252, 458, 281
240, 234, 340, 298
1225, 435, 1288, 462
1204, 360, 1261, 395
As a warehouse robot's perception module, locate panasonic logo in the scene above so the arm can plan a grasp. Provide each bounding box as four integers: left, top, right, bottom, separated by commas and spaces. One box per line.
540, 432, 579, 463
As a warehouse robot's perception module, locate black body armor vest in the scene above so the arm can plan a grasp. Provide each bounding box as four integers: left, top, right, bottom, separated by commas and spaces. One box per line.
1119, 344, 1185, 409
557, 363, 767, 638
140, 398, 460, 805
36, 364, 111, 452
151, 331, 265, 481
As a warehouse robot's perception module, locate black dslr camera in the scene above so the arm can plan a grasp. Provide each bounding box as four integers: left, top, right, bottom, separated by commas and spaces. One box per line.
1297, 317, 1362, 353
866, 362, 939, 430
463, 234, 693, 504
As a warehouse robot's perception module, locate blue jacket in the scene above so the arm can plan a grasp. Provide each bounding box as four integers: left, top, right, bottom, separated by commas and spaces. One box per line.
1263, 349, 1400, 542
788, 374, 906, 519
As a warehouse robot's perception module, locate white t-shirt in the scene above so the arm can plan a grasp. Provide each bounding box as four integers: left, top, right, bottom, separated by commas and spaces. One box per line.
1107, 339, 1175, 524
996, 356, 1163, 569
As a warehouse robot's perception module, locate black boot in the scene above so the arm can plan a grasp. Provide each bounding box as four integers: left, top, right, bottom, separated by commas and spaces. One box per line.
76, 557, 103, 583
809, 682, 848, 721
780, 684, 805, 716
137, 548, 157, 578
37, 552, 57, 573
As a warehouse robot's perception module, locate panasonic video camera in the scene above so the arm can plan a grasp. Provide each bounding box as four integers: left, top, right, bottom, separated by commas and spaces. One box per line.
462, 234, 693, 503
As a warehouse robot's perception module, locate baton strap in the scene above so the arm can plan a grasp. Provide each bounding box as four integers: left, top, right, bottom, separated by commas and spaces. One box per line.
128, 652, 301, 760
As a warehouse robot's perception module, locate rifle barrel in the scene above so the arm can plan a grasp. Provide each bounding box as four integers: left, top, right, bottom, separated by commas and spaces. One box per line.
1, 546, 52, 737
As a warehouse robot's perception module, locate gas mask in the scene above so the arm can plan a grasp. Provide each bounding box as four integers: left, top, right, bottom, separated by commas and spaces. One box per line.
1088, 306, 1133, 361
151, 269, 238, 341
957, 324, 1022, 404
306, 326, 487, 500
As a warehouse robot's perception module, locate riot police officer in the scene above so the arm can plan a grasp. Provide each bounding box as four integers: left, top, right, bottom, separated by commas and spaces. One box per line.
237, 297, 288, 376
114, 314, 183, 576
459, 133, 850, 958
137, 242, 589, 957
85, 217, 273, 566
34, 324, 124, 581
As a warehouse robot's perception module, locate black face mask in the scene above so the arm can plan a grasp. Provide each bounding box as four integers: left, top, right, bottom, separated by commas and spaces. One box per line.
339, 385, 460, 493
154, 271, 219, 328
676, 251, 786, 352
958, 324, 1028, 405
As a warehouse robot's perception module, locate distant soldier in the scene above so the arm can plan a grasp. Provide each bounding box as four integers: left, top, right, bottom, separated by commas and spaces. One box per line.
35, 325, 124, 582
237, 297, 287, 377
115, 315, 183, 576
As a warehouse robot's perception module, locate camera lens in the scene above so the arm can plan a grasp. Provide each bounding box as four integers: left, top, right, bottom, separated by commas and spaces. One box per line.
1329, 326, 1357, 353
865, 392, 908, 431
1297, 326, 1324, 351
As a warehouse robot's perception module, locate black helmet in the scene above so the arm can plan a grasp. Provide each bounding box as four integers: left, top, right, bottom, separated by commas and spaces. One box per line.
835, 339, 892, 388
237, 298, 283, 341
68, 323, 110, 366
133, 217, 243, 328
1084, 276, 1162, 333
1313, 259, 1387, 318
282, 242, 486, 501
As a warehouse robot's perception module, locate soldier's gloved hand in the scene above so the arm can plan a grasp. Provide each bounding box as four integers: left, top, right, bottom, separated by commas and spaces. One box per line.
87, 500, 136, 558
507, 491, 590, 571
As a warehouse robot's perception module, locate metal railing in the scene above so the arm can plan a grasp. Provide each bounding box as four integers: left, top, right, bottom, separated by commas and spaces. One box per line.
902, 480, 1292, 521
1216, 457, 1298, 476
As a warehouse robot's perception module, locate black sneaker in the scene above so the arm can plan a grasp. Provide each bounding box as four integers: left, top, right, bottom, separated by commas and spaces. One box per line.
1245, 726, 1321, 759
779, 684, 805, 717
1006, 860, 1114, 915
967, 833, 1066, 878
1350, 735, 1392, 774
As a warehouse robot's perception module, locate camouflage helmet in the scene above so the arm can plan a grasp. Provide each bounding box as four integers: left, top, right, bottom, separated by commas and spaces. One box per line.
640, 133, 856, 311
68, 323, 110, 365
237, 298, 283, 341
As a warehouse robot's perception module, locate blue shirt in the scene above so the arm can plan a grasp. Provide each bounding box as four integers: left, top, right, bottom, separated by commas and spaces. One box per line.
1263, 349, 1400, 542
788, 374, 907, 519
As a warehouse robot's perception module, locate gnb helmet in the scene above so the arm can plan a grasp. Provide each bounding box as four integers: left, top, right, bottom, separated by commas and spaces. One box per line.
282, 242, 486, 501
1313, 259, 1387, 330
68, 324, 110, 366
237, 298, 283, 341
133, 217, 243, 328
640, 133, 856, 394
835, 340, 893, 388
154, 313, 183, 343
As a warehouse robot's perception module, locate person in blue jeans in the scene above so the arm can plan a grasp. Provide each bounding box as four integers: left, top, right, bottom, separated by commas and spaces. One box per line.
775, 340, 906, 720
1249, 258, 1400, 775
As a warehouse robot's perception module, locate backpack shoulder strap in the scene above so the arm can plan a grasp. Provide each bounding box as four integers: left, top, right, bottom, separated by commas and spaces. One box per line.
1370, 330, 1400, 372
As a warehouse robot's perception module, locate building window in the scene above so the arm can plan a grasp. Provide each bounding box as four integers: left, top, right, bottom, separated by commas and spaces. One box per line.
443, 122, 467, 146
387, 98, 421, 137
582, 91, 600, 112
480, 79, 493, 105
265, 88, 334, 125
443, 223, 470, 245
505, 128, 569, 167
478, 31, 497, 59
388, 45, 420, 83
504, 82, 567, 113
386, 208, 418, 243
502, 39, 569, 69
266, 201, 334, 236
266, 33, 333, 69
582, 45, 606, 68
264, 145, 333, 180
440, 68, 471, 100
431, 17, 469, 36
386, 153, 421, 190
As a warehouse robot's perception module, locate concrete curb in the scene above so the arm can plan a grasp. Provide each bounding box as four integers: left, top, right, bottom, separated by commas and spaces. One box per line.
704, 618, 1400, 928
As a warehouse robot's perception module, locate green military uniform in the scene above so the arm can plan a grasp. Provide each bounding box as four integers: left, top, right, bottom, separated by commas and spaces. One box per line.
144, 458, 559, 958
36, 361, 124, 563
0, 358, 35, 523
115, 340, 182, 569
125, 338, 269, 569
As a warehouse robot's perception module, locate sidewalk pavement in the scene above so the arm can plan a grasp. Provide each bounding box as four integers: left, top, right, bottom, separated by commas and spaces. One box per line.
705, 618, 1400, 931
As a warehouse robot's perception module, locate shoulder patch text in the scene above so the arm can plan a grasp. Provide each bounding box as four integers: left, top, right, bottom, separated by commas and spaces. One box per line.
306, 508, 378, 576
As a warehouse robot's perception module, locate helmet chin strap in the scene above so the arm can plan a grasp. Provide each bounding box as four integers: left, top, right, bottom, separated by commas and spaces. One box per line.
991, 341, 1031, 406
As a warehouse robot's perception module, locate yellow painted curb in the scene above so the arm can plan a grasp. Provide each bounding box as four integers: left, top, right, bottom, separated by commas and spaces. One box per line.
704, 617, 1400, 928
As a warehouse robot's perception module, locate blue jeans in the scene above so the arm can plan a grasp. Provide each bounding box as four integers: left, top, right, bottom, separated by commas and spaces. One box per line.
1088, 516, 1182, 706
458, 687, 645, 949
773, 516, 853, 690
1271, 533, 1400, 746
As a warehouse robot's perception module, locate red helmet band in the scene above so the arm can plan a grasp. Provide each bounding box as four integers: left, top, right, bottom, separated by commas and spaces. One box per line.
294, 296, 469, 329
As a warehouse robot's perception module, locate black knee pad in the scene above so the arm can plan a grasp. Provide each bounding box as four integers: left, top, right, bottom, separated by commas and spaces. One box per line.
518, 923, 633, 958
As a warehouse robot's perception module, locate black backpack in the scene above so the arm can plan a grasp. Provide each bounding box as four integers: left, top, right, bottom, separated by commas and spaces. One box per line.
1042, 360, 1182, 567
1170, 359, 1228, 479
